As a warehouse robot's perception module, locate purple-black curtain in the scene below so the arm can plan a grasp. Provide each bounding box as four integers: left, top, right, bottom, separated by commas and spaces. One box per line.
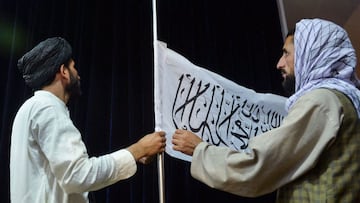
0, 0, 284, 202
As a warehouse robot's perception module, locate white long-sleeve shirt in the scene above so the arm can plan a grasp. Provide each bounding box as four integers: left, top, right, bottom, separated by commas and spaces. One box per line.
10, 90, 137, 203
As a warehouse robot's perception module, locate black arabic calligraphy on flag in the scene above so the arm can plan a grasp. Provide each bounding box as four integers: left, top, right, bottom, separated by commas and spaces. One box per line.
154, 41, 287, 161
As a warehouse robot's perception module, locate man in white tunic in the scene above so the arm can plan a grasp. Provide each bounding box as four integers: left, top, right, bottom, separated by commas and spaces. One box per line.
172, 18, 360, 202
10, 37, 166, 203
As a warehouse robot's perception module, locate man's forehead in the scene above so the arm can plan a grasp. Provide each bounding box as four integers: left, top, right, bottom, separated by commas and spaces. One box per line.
283, 36, 294, 49
285, 35, 294, 44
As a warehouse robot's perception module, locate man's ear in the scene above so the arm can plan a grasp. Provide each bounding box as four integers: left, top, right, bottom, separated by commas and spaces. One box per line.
59, 64, 70, 80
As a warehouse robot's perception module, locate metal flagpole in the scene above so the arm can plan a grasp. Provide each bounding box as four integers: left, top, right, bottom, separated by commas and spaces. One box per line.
152, 0, 165, 202
276, 0, 288, 39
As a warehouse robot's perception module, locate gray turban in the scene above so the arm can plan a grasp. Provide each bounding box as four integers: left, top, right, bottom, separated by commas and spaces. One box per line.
17, 37, 72, 89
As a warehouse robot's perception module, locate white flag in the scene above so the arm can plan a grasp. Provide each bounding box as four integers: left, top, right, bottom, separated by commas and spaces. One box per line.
154, 41, 287, 162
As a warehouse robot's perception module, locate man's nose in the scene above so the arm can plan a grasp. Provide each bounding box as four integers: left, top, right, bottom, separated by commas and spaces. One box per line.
276, 56, 285, 69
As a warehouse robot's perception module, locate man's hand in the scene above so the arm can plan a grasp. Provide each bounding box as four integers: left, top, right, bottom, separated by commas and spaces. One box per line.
127, 131, 166, 162
172, 129, 202, 156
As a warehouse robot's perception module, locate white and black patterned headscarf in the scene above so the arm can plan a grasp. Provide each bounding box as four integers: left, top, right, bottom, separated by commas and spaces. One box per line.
285, 18, 360, 117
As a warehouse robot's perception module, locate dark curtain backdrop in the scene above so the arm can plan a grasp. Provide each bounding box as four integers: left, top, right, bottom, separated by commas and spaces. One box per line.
0, 0, 285, 202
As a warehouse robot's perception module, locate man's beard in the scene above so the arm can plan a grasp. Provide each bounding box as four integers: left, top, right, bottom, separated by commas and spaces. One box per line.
65, 72, 82, 100
282, 74, 295, 97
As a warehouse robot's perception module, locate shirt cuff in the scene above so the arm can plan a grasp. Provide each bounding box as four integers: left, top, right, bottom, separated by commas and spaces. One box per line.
110, 149, 137, 180
193, 142, 209, 156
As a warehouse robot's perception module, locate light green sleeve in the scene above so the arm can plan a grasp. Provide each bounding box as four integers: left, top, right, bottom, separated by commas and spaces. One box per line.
190, 89, 343, 197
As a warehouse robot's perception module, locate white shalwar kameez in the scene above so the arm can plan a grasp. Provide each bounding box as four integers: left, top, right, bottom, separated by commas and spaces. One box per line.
10, 90, 136, 203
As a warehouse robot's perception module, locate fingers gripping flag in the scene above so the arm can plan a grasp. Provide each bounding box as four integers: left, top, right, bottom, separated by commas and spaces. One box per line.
154, 41, 287, 161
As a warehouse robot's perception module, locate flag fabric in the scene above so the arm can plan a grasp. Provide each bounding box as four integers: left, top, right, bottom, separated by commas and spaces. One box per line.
154, 41, 288, 162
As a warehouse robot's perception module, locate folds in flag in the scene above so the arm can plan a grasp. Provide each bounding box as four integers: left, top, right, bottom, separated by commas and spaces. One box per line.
154, 41, 287, 161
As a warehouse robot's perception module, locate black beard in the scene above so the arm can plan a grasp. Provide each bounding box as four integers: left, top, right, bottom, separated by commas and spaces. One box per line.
282, 74, 295, 97
66, 72, 82, 100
